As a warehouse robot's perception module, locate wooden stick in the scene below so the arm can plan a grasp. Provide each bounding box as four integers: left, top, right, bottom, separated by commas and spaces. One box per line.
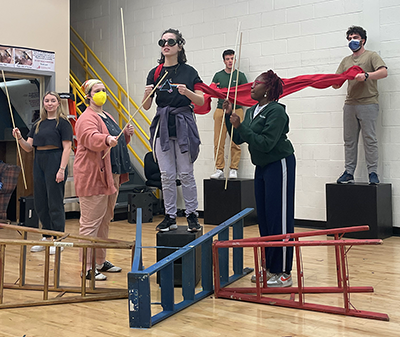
81, 247, 87, 297
120, 8, 131, 120
225, 32, 243, 190
43, 246, 50, 300
101, 71, 168, 159
5, 284, 127, 293
0, 245, 5, 305
90, 248, 96, 290
19, 231, 27, 287
1, 70, 28, 189
0, 223, 131, 244
54, 247, 61, 289
0, 291, 128, 309
214, 22, 241, 174
0, 239, 133, 249
101, 8, 131, 160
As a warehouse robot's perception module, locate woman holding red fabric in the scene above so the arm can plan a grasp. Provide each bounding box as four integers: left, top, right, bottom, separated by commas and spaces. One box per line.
143, 28, 204, 233
223, 70, 296, 288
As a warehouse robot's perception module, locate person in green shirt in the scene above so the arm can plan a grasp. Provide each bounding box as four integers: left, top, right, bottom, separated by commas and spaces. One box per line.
210, 49, 247, 180
333, 26, 387, 185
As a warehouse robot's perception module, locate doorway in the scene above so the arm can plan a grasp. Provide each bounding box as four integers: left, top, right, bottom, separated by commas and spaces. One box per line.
0, 67, 55, 221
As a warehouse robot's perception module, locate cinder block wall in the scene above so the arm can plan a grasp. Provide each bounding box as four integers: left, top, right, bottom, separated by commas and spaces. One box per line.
70, 0, 400, 227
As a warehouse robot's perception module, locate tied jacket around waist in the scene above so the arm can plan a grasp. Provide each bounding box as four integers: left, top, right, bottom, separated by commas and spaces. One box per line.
149, 106, 201, 163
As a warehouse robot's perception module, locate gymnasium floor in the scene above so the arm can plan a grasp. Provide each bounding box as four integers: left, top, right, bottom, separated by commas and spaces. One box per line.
0, 215, 399, 336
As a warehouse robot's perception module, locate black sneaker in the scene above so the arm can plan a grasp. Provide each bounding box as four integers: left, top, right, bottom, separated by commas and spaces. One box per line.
187, 213, 201, 232
156, 215, 178, 232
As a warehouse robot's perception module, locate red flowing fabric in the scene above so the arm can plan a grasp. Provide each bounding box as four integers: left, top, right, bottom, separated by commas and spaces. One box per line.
192, 65, 364, 115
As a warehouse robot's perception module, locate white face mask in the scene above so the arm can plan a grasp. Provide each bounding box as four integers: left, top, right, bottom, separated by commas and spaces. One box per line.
92, 91, 107, 106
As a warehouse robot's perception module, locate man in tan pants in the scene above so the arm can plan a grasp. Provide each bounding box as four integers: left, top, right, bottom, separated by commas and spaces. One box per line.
211, 49, 247, 179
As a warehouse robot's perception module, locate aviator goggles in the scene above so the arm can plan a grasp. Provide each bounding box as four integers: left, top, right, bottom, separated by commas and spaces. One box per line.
158, 38, 180, 47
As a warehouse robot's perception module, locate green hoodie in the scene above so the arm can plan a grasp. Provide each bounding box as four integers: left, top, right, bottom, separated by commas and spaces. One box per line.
226, 101, 294, 167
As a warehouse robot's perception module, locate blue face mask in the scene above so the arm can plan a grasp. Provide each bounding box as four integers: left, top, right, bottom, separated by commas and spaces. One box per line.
348, 39, 362, 52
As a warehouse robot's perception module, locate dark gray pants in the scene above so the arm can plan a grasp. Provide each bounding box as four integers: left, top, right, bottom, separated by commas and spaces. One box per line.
34, 149, 67, 236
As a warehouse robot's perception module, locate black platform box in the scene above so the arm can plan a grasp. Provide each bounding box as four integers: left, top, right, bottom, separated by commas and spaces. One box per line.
156, 225, 202, 287
326, 183, 392, 239
127, 192, 153, 223
203, 178, 257, 226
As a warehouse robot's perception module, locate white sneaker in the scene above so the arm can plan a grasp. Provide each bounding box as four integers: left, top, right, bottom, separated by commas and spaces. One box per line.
49, 245, 64, 255
251, 270, 273, 283
30, 237, 49, 253
210, 169, 224, 179
229, 169, 237, 179
267, 273, 293, 287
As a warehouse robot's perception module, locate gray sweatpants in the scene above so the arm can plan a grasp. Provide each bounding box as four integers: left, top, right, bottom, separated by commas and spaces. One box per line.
155, 138, 198, 218
343, 104, 379, 175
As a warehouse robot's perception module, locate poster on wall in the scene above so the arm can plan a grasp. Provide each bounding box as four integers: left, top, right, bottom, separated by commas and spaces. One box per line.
0, 45, 55, 71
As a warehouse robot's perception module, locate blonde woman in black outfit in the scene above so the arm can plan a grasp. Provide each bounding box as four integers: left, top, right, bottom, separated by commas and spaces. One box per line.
13, 91, 73, 254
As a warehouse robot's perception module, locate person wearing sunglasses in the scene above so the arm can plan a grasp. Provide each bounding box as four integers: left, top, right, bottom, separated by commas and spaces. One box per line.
223, 70, 295, 288
143, 28, 204, 233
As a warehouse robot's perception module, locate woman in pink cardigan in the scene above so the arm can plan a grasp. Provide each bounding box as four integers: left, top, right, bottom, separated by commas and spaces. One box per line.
74, 79, 134, 281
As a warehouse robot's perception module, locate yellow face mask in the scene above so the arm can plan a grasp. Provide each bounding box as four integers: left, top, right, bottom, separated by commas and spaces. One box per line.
92, 91, 107, 106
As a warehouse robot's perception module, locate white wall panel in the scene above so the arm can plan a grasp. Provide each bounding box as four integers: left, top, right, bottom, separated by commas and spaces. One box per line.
70, 0, 400, 226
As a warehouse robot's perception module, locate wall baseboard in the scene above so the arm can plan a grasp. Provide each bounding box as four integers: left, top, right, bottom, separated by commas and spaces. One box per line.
294, 219, 326, 229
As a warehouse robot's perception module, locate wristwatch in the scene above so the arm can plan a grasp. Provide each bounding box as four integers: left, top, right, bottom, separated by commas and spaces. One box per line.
364, 72, 369, 81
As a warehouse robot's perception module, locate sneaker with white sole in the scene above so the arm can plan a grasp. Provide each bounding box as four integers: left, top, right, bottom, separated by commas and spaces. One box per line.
210, 169, 224, 179
156, 215, 178, 232
369, 172, 379, 185
96, 260, 122, 273
49, 245, 64, 255
267, 272, 293, 287
187, 212, 201, 232
84, 269, 107, 281
30, 237, 50, 253
337, 171, 354, 184
229, 169, 237, 179
251, 270, 273, 283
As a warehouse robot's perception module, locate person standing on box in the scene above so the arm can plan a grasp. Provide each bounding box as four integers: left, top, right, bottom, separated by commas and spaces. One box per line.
12, 92, 72, 254
74, 79, 134, 281
143, 28, 204, 233
210, 49, 247, 180
223, 70, 295, 288
334, 26, 387, 185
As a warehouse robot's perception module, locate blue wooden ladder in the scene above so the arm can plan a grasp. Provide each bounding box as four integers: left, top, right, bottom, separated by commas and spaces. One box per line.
128, 208, 254, 328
